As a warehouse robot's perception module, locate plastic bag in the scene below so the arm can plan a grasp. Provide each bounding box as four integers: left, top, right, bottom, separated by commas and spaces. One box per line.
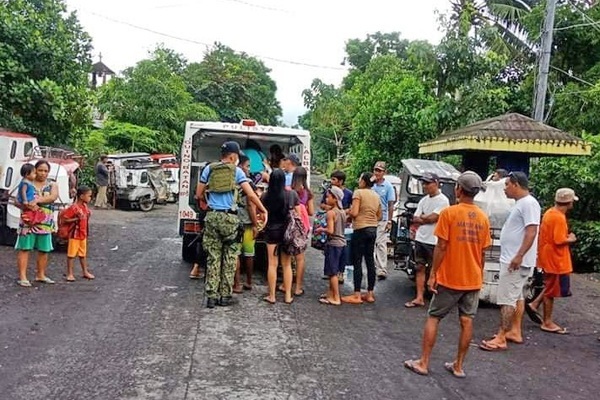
474, 178, 515, 229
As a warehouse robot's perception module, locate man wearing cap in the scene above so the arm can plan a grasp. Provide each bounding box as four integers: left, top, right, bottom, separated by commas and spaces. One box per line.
405, 172, 450, 308
533, 188, 578, 335
196, 141, 269, 308
282, 154, 301, 188
405, 171, 491, 378
481, 171, 540, 351
372, 161, 396, 279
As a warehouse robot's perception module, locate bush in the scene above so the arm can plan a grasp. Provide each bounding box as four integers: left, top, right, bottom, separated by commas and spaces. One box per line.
530, 133, 600, 220
570, 220, 600, 273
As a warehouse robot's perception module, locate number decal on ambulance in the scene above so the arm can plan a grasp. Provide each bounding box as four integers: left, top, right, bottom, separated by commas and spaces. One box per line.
179, 210, 196, 219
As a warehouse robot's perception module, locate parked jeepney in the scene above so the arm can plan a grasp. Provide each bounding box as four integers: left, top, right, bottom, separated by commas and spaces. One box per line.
107, 153, 170, 212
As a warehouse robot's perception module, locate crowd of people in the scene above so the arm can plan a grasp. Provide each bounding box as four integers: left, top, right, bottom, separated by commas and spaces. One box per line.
190, 140, 587, 379
191, 141, 401, 308
403, 170, 580, 378
13, 141, 589, 380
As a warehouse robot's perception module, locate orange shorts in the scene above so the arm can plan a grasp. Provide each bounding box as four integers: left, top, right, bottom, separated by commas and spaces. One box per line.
67, 239, 87, 258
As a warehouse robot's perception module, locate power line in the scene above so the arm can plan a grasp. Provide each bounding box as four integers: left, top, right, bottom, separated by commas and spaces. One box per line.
554, 20, 600, 31
152, 0, 291, 13
82, 10, 345, 71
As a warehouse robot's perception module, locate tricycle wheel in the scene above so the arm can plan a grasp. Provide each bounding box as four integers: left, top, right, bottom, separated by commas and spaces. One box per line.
139, 198, 155, 212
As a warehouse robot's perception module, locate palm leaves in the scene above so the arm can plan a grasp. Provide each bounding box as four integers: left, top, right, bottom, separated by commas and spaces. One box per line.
448, 0, 540, 56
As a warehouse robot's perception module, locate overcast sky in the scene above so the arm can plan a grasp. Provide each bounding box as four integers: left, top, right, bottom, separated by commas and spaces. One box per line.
65, 0, 450, 125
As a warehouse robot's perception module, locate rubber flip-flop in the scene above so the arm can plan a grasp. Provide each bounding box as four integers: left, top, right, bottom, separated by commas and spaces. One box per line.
341, 296, 363, 304
243, 284, 252, 291
444, 362, 466, 378
361, 294, 375, 303
479, 340, 508, 352
66, 277, 76, 282
189, 274, 201, 280
405, 301, 425, 308
319, 298, 341, 306
35, 277, 55, 284
294, 289, 305, 297
82, 275, 95, 280
490, 334, 523, 344
404, 360, 428, 376
541, 326, 569, 335
525, 304, 543, 325
284, 298, 294, 305
17, 280, 32, 288
263, 297, 275, 305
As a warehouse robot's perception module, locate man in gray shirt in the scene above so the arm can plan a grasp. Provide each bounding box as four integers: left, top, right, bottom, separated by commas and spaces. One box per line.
94, 155, 109, 209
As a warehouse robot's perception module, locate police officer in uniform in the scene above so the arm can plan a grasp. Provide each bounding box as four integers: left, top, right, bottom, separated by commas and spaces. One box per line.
196, 141, 268, 308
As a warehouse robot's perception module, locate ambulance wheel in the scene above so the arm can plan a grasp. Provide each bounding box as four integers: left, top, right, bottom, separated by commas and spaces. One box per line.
139, 198, 154, 212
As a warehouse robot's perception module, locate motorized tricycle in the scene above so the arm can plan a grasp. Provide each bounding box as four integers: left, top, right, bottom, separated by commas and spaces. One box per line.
390, 159, 459, 279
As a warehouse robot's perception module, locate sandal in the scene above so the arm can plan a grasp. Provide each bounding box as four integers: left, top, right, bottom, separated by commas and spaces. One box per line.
263, 296, 276, 305
319, 298, 341, 306
35, 277, 55, 284
17, 280, 32, 288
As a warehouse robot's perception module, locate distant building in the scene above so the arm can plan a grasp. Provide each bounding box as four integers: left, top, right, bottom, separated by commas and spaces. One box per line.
90, 54, 116, 128
90, 53, 115, 90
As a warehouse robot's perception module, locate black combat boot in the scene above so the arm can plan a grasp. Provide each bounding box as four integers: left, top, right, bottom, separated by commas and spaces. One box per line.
218, 296, 237, 307
206, 298, 218, 308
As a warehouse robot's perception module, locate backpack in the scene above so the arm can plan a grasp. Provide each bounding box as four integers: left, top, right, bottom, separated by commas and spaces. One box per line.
282, 193, 309, 256
57, 209, 76, 241
207, 162, 237, 194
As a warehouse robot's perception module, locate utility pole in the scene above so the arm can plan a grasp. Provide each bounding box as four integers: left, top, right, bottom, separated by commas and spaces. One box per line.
533, 0, 557, 122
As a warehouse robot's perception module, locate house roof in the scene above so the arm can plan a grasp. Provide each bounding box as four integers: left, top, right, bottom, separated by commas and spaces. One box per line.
419, 113, 591, 156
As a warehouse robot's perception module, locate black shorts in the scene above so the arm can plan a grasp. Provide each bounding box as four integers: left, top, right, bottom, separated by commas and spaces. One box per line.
324, 245, 345, 276
264, 224, 285, 245
415, 241, 435, 267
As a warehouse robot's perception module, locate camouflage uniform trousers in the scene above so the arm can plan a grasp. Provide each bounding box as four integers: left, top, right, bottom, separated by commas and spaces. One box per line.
203, 211, 242, 300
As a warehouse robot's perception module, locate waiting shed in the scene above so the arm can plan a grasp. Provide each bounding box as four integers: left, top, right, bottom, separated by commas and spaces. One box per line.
418, 113, 591, 177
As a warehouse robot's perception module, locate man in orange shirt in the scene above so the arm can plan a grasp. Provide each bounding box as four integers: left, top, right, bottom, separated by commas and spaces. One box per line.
404, 171, 491, 378
534, 188, 578, 335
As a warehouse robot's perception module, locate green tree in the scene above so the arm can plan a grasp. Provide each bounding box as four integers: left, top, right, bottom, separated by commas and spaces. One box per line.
0, 0, 93, 144
300, 79, 354, 170
183, 43, 282, 125
447, 0, 538, 55
97, 46, 217, 153
348, 57, 437, 177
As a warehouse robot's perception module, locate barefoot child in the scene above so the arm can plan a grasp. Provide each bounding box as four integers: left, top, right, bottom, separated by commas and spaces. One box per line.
63, 186, 95, 282
316, 186, 347, 306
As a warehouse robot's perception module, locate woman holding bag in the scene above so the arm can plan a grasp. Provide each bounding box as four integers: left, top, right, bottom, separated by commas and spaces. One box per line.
262, 169, 301, 304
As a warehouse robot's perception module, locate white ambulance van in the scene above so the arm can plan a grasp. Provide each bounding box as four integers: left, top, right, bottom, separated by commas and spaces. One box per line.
178, 120, 311, 262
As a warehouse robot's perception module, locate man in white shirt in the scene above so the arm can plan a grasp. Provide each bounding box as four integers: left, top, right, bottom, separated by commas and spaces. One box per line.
480, 171, 540, 351
405, 173, 449, 308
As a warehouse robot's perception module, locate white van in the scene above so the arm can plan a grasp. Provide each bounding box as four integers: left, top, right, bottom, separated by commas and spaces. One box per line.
178, 120, 311, 262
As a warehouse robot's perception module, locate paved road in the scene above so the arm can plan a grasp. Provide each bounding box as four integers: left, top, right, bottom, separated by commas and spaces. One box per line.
0, 204, 599, 400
